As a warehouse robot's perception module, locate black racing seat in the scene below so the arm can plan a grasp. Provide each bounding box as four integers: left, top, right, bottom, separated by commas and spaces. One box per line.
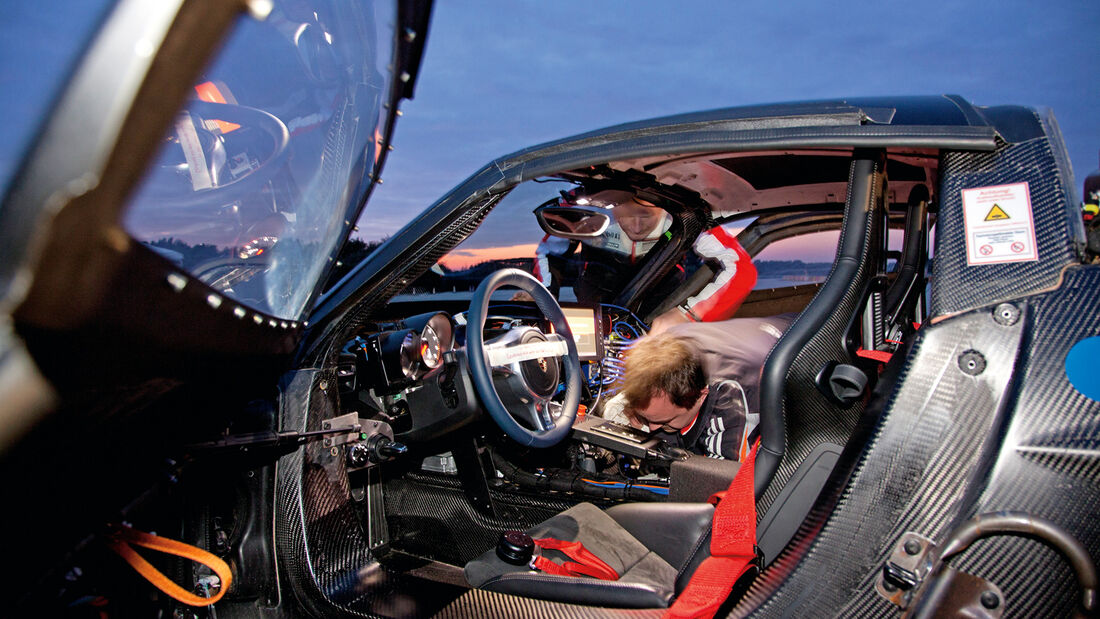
752, 152, 887, 560
464, 501, 715, 608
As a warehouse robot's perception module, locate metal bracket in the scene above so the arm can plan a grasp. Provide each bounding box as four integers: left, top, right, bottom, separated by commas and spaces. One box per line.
905, 566, 1005, 619
876, 532, 1006, 618
451, 436, 498, 519
321, 411, 362, 448
877, 532, 936, 608
345, 419, 398, 472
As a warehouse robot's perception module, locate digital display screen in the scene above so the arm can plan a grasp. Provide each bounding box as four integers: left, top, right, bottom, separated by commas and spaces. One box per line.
561, 305, 601, 360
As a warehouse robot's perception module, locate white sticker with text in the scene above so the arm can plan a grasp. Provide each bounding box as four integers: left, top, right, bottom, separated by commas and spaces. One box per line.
962, 182, 1039, 265
485, 338, 568, 366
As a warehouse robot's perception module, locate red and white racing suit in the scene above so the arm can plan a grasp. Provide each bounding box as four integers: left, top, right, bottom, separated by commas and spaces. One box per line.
678, 225, 756, 322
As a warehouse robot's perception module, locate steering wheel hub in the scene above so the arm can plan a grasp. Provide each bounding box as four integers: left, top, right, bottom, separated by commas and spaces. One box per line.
516, 330, 561, 397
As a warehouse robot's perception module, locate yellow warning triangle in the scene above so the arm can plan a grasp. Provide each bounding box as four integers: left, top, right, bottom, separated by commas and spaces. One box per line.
985, 204, 1010, 221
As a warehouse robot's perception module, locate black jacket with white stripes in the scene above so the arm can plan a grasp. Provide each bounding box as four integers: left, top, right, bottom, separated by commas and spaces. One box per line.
654, 313, 795, 460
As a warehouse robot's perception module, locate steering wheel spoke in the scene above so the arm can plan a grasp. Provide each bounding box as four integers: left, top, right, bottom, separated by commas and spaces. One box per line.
465, 269, 582, 448
484, 332, 569, 367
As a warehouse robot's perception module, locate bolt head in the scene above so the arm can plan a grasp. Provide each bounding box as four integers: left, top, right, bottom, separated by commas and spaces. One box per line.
348, 443, 371, 467
980, 590, 1000, 609
992, 303, 1020, 326
904, 539, 922, 555
958, 350, 987, 376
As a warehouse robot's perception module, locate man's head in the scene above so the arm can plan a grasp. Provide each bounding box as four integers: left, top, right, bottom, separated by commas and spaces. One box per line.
612, 199, 667, 242
621, 332, 708, 431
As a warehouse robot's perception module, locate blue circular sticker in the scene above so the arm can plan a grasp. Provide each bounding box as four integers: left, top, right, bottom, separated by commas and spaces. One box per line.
1065, 337, 1100, 401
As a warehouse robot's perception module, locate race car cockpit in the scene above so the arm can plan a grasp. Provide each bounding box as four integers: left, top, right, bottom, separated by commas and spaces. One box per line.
313, 149, 936, 588
5, 1, 1095, 613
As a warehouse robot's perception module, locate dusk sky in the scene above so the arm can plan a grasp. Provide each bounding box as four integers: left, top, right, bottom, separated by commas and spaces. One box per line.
1, 1, 1096, 248
365, 0, 1099, 240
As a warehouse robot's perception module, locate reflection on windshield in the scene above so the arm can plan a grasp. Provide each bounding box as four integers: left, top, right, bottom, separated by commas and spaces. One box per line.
394, 181, 694, 316
122, 0, 395, 319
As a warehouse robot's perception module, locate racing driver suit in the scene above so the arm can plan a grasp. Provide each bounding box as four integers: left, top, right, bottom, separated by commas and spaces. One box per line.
534, 217, 756, 323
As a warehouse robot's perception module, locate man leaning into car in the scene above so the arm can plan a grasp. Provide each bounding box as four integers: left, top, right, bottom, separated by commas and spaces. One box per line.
620, 315, 793, 460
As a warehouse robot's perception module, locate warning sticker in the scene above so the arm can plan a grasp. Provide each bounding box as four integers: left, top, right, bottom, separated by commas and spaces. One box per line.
984, 204, 1010, 221
962, 182, 1038, 265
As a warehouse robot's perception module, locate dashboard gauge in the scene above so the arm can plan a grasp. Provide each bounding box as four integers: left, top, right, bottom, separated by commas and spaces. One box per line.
420, 325, 443, 369
418, 312, 454, 364
397, 331, 422, 379
364, 312, 456, 390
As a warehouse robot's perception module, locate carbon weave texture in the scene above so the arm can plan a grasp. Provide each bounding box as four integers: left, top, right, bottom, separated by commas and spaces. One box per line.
755, 159, 878, 517
338, 194, 498, 338
275, 371, 471, 617
275, 369, 378, 616
944, 266, 1100, 618
931, 135, 1076, 316
384, 472, 579, 565
736, 305, 1026, 617
433, 588, 664, 619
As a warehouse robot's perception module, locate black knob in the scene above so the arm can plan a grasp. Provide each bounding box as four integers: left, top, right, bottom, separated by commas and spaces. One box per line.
347, 443, 371, 467
362, 434, 408, 463
496, 530, 534, 566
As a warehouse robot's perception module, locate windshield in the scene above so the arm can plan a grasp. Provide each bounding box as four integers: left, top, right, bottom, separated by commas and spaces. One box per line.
122, 0, 396, 319
393, 180, 693, 315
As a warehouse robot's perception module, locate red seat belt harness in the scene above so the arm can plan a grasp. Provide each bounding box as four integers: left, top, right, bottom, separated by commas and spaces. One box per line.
665, 441, 761, 619
530, 537, 620, 581
495, 529, 620, 581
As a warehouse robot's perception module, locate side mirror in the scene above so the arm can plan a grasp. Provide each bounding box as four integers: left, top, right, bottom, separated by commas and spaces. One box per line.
534, 205, 611, 239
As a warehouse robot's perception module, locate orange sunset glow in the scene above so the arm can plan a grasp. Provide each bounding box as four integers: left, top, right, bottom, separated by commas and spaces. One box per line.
440, 243, 540, 270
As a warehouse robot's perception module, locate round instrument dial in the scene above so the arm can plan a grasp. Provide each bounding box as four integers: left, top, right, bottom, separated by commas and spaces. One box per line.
420, 325, 443, 369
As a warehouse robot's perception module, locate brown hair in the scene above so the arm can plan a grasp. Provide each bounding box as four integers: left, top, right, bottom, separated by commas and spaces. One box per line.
621, 332, 706, 411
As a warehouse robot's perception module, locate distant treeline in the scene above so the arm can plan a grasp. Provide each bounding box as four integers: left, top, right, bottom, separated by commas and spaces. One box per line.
400, 257, 831, 294
753, 260, 832, 277
147, 238, 229, 270
324, 237, 387, 290
153, 234, 833, 293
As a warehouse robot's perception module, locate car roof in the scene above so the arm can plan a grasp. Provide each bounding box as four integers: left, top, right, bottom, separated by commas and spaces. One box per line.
308, 95, 1041, 356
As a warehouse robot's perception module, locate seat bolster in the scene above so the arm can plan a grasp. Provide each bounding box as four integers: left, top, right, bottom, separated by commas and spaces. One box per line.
465, 503, 678, 608
606, 502, 714, 571
675, 528, 712, 593
481, 552, 675, 608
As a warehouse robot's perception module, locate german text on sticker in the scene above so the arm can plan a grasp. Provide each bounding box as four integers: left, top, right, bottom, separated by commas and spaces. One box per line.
961, 182, 1039, 265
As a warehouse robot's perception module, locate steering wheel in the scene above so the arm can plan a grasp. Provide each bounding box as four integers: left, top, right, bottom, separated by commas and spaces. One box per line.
146, 99, 290, 208
466, 269, 582, 448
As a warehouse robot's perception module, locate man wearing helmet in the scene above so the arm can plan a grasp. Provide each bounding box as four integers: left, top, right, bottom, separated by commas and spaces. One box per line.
534, 190, 756, 332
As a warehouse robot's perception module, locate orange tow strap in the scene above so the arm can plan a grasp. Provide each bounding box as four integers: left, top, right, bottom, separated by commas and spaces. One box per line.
105, 524, 232, 607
